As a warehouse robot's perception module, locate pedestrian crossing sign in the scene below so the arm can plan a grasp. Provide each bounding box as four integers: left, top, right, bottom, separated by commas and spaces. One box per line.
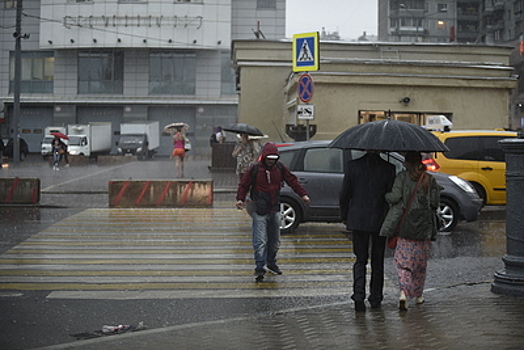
293, 32, 320, 72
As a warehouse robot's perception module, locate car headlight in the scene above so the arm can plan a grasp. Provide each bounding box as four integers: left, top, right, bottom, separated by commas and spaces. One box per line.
117, 148, 122, 153
137, 147, 142, 152
449, 175, 476, 194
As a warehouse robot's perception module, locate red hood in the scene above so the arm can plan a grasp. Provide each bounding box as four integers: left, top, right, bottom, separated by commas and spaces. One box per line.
261, 142, 279, 160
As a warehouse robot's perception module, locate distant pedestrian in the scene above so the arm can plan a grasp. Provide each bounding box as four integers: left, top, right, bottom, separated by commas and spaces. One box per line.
171, 127, 187, 178
209, 126, 226, 145
232, 133, 262, 182
380, 151, 441, 310
51, 137, 67, 171
339, 151, 396, 312
236, 142, 310, 282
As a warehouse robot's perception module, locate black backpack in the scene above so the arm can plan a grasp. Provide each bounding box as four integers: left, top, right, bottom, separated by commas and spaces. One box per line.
209, 133, 218, 146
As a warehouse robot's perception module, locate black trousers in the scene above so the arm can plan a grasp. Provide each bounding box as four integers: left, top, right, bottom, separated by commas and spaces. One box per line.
351, 230, 386, 304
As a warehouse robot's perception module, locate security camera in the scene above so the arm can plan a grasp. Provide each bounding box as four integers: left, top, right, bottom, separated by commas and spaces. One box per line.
402, 97, 411, 104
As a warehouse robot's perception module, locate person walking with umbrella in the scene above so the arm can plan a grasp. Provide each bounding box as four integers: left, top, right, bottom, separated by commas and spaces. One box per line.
51, 135, 68, 171
331, 118, 448, 311
380, 151, 441, 311
339, 150, 396, 311
232, 133, 262, 182
171, 126, 188, 178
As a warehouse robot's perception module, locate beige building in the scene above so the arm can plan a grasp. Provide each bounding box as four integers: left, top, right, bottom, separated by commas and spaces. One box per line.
232, 40, 517, 142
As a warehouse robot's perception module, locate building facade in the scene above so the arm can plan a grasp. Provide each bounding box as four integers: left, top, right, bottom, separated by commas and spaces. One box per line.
233, 40, 516, 143
378, 0, 482, 44
0, 0, 286, 156
379, 0, 524, 129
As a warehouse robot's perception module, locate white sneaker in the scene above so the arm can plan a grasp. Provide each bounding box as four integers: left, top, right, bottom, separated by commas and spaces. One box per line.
398, 291, 408, 311
415, 296, 425, 304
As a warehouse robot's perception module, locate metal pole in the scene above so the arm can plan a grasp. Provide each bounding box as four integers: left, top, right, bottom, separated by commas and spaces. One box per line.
12, 0, 23, 163
492, 137, 524, 296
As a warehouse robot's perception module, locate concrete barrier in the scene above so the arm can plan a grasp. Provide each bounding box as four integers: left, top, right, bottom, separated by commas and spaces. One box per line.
108, 180, 213, 208
0, 177, 40, 204
98, 155, 138, 166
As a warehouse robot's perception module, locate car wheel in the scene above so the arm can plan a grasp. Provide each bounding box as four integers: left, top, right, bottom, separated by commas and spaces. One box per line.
280, 198, 301, 234
471, 182, 486, 206
439, 198, 459, 232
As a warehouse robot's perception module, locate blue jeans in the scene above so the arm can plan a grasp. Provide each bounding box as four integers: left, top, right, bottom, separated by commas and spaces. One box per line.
53, 152, 62, 167
252, 211, 281, 271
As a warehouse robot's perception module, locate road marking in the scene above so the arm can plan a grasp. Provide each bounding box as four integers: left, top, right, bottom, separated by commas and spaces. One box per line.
0, 208, 355, 299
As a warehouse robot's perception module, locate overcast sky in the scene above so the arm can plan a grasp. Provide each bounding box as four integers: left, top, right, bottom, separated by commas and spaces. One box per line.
285, 0, 377, 40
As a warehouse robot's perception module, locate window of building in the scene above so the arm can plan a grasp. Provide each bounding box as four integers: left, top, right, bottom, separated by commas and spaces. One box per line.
9, 51, 54, 93
4, 0, 16, 8
257, 0, 276, 9
78, 51, 123, 94
149, 51, 196, 95
437, 3, 448, 13
221, 51, 235, 95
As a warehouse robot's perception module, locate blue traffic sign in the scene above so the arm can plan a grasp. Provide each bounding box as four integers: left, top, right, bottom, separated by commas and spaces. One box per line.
298, 74, 314, 102
293, 32, 320, 72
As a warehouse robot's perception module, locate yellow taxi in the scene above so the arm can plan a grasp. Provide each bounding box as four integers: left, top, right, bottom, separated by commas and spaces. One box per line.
426, 130, 518, 205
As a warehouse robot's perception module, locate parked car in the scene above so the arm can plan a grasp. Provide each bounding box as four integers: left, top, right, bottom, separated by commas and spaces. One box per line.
277, 140, 482, 233
428, 130, 519, 205
2, 138, 29, 160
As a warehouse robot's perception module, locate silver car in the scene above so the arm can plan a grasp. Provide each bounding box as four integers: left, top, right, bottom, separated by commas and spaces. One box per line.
278, 141, 482, 233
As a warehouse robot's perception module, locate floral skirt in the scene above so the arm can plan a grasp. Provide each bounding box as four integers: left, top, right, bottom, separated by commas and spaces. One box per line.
394, 237, 431, 299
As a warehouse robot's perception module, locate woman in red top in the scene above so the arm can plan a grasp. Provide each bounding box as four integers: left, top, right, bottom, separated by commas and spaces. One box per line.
171, 128, 187, 178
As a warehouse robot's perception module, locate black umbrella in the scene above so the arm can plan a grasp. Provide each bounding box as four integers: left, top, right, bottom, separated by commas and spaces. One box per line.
329, 118, 450, 152
223, 123, 264, 137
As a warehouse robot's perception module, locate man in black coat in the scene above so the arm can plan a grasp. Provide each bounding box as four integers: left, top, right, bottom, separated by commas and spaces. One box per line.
339, 151, 396, 311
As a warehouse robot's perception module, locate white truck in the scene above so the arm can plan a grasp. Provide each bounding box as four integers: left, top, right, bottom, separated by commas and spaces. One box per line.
67, 122, 112, 157
41, 126, 67, 158
116, 121, 160, 159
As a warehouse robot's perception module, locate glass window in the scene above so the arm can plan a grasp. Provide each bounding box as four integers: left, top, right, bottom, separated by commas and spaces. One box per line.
279, 150, 296, 169
303, 148, 343, 173
257, 0, 276, 9
221, 51, 235, 95
78, 51, 123, 94
9, 51, 54, 93
480, 137, 511, 162
437, 3, 448, 13
4, 0, 16, 9
444, 137, 481, 160
149, 51, 196, 95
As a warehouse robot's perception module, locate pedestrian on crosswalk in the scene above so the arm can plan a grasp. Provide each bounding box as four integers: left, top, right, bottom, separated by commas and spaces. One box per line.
236, 142, 310, 282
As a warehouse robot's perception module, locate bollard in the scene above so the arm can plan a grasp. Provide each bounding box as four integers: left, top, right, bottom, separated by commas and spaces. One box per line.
492, 137, 524, 296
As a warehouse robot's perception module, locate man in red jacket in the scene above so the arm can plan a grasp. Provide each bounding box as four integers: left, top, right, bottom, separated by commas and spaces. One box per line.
236, 142, 310, 282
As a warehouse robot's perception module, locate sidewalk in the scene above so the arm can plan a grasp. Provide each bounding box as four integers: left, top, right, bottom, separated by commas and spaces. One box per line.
37, 282, 524, 350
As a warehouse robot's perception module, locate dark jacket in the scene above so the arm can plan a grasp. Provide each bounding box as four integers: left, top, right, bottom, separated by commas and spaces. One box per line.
381, 170, 441, 241
236, 143, 307, 213
339, 153, 396, 232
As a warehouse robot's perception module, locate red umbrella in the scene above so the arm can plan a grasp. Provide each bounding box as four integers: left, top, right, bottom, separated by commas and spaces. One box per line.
51, 132, 69, 140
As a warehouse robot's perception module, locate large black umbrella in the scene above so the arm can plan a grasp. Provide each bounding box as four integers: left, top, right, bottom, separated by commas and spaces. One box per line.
223, 123, 264, 137
329, 118, 449, 152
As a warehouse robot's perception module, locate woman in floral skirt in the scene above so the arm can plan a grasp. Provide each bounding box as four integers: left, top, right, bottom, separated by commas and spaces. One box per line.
382, 151, 441, 310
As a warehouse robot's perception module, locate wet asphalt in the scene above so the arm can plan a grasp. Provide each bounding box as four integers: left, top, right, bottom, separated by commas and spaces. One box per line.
1, 155, 523, 350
